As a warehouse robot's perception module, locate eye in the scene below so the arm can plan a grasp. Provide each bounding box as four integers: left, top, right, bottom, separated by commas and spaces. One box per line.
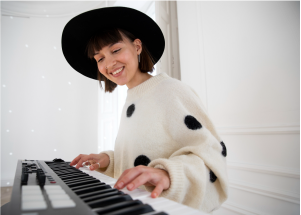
113, 48, 121, 53
98, 58, 103, 63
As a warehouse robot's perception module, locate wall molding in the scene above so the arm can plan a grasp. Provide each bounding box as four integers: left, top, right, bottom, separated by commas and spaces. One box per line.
217, 124, 300, 135
227, 162, 300, 179
230, 179, 299, 205
220, 201, 271, 215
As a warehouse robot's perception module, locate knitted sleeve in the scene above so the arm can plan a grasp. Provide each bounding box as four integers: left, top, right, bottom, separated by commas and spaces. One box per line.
95, 150, 115, 178
144, 82, 228, 213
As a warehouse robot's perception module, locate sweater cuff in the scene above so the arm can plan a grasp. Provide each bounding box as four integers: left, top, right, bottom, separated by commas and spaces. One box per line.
144, 158, 185, 203
95, 150, 114, 178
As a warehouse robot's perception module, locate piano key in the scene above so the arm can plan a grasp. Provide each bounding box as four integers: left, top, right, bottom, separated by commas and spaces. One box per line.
141, 212, 168, 215
103, 203, 154, 215
65, 179, 100, 187
59, 173, 89, 180
74, 184, 111, 195
92, 200, 143, 214
71, 182, 105, 190
87, 194, 132, 208
81, 190, 124, 202
62, 176, 95, 183
78, 188, 117, 198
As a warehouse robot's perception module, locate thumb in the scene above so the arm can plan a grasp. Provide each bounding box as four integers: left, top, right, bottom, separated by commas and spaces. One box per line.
89, 162, 100, 171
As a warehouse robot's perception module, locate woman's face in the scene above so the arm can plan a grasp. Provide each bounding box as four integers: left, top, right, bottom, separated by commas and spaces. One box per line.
93, 34, 142, 88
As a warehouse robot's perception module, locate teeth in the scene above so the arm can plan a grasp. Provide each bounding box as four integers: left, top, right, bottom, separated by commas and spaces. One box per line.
112, 67, 123, 75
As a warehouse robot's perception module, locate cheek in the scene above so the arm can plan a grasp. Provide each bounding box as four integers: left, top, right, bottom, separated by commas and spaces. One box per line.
119, 50, 136, 66
97, 65, 106, 74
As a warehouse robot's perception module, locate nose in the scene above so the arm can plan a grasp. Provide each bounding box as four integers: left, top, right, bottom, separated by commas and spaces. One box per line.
105, 56, 116, 71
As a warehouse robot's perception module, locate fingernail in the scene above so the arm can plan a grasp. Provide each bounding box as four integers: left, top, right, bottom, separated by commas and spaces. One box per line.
118, 182, 124, 189
127, 183, 133, 190
90, 166, 94, 170
153, 192, 157, 198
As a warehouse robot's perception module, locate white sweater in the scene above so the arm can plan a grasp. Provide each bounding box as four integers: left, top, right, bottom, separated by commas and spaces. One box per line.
97, 72, 228, 213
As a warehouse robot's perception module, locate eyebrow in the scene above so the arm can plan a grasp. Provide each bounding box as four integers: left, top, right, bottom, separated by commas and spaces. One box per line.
94, 42, 121, 56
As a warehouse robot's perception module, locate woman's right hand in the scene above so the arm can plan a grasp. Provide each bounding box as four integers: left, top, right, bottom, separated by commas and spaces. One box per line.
69, 153, 110, 171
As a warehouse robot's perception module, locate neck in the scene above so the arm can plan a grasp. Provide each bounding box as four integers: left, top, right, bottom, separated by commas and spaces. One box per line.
126, 70, 152, 89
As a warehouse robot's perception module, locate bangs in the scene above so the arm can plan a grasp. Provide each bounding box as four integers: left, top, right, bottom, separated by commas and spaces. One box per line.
86, 28, 125, 59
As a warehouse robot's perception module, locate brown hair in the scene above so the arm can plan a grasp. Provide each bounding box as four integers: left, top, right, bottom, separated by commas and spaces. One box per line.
86, 28, 155, 93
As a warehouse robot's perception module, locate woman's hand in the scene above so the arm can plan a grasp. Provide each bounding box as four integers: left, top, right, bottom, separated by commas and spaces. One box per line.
69, 153, 110, 171
114, 165, 170, 198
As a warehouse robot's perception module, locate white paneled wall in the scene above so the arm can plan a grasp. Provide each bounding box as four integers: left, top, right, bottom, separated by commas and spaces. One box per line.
1, 3, 103, 186
177, 1, 299, 214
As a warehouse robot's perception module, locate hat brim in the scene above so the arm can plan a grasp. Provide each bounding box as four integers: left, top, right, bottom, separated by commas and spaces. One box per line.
62, 6, 165, 80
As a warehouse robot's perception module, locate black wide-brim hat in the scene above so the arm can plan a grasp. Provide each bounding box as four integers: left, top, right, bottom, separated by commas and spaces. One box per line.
62, 6, 165, 80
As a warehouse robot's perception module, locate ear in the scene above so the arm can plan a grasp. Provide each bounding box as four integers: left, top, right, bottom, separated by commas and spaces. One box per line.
133, 39, 142, 55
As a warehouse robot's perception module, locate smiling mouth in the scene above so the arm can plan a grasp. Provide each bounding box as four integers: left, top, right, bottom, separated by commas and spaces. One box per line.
111, 67, 124, 76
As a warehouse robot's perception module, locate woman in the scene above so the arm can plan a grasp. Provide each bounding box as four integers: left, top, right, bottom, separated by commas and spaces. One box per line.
63, 6, 228, 213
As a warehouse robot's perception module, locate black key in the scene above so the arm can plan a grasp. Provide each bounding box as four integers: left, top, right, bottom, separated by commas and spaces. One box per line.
66, 179, 99, 187
78, 188, 117, 198
71, 182, 104, 190
62, 176, 95, 183
148, 212, 169, 215
81, 190, 123, 202
87, 194, 132, 208
60, 173, 88, 180
93, 200, 143, 214
54, 171, 74, 176
74, 184, 111, 195
103, 204, 154, 215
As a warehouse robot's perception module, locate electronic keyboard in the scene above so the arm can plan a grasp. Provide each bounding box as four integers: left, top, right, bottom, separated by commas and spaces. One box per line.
7, 159, 207, 215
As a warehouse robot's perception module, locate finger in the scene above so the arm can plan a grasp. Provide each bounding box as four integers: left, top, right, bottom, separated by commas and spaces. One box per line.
114, 169, 130, 189
126, 172, 152, 191
70, 154, 85, 166
151, 183, 164, 198
89, 162, 100, 171
75, 154, 102, 169
114, 166, 147, 190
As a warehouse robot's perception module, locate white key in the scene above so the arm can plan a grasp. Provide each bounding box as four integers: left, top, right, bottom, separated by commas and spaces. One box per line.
51, 199, 76, 209
22, 200, 47, 210
22, 195, 44, 202
45, 189, 66, 195
48, 194, 70, 201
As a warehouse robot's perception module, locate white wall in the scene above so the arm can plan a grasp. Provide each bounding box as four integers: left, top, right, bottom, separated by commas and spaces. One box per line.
177, 1, 299, 214
1, 4, 101, 186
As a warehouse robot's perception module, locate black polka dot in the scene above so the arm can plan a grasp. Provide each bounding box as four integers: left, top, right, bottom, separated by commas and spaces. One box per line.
134, 155, 151, 167
184, 115, 202, 130
127, 104, 135, 117
220, 141, 227, 157
210, 170, 217, 183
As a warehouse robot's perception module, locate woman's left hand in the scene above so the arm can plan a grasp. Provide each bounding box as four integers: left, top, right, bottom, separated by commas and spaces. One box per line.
114, 165, 170, 198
